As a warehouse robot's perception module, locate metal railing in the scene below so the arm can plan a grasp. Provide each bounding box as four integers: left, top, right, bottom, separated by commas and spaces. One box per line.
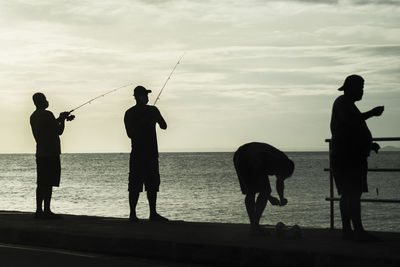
324, 137, 400, 230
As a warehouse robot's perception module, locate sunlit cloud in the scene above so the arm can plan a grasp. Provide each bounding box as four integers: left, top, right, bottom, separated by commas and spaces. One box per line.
0, 0, 399, 152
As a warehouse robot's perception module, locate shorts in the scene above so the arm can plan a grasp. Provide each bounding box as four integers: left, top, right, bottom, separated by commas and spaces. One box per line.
36, 155, 61, 187
129, 153, 160, 192
332, 157, 368, 195
233, 147, 271, 195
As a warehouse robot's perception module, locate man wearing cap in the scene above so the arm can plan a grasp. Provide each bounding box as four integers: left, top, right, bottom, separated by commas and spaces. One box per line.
330, 74, 384, 241
30, 92, 74, 219
124, 85, 168, 222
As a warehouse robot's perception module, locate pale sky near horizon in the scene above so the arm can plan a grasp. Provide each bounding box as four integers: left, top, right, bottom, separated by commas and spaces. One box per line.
1, 0, 399, 153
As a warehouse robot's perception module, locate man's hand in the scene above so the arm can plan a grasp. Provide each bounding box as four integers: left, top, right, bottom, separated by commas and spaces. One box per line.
268, 196, 280, 206
279, 198, 288, 206
66, 115, 75, 121
371, 142, 380, 154
59, 112, 70, 120
59, 112, 75, 121
371, 106, 384, 117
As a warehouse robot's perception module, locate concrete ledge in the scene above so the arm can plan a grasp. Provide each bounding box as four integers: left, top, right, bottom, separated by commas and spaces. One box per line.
0, 211, 399, 266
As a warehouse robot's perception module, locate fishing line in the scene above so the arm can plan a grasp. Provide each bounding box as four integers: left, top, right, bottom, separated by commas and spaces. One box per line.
69, 82, 135, 113
153, 53, 185, 106
69, 53, 185, 114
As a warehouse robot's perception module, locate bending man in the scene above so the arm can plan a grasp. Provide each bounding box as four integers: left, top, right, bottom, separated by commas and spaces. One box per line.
233, 142, 294, 234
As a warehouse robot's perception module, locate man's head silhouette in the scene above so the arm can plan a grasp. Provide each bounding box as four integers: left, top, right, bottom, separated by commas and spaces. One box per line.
134, 86, 151, 105
338, 74, 364, 102
32, 92, 48, 109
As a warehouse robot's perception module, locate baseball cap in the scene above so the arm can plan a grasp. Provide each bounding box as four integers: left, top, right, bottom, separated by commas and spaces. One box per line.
338, 74, 364, 91
134, 86, 152, 96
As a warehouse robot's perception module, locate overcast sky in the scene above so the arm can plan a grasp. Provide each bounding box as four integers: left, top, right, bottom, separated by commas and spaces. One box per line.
1, 0, 399, 153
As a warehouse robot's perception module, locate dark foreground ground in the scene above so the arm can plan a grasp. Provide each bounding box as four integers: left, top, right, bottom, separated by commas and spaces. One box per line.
0, 242, 206, 267
0, 211, 399, 267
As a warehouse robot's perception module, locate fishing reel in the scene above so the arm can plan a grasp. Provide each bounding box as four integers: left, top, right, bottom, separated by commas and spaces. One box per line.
60, 112, 75, 121
66, 115, 75, 121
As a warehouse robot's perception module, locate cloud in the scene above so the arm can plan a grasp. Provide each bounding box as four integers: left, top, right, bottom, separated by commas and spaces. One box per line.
0, 0, 399, 152
344, 0, 400, 5
263, 0, 400, 5
178, 45, 400, 97
139, 0, 400, 6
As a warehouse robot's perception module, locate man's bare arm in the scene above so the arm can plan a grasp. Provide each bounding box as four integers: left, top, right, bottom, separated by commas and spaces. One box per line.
155, 108, 167, 130
361, 106, 384, 120
276, 178, 288, 206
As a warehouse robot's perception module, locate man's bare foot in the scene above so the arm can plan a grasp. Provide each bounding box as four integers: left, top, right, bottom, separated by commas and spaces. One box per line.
287, 224, 303, 239
43, 211, 62, 219
342, 229, 354, 240
129, 215, 140, 222
354, 231, 381, 242
149, 213, 169, 222
250, 225, 270, 236
275, 221, 287, 237
34, 210, 43, 219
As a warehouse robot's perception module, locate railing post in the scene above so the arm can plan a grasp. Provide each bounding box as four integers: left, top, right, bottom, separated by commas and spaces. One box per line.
325, 137, 400, 230
328, 141, 334, 230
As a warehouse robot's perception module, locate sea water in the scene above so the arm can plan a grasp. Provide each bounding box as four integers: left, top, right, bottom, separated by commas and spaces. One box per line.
0, 152, 399, 232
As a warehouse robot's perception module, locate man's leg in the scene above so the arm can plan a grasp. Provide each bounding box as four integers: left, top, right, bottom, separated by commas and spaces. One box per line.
339, 194, 353, 239
254, 191, 268, 226
246, 192, 268, 235
36, 186, 44, 215
147, 157, 167, 221
35, 157, 45, 217
348, 191, 364, 233
128, 153, 141, 221
37, 185, 61, 219
129, 191, 140, 221
43, 186, 53, 213
147, 190, 157, 216
147, 191, 168, 221
348, 191, 379, 241
245, 193, 256, 227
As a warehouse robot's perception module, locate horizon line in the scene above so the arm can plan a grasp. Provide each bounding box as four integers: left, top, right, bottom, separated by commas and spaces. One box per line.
0, 150, 334, 155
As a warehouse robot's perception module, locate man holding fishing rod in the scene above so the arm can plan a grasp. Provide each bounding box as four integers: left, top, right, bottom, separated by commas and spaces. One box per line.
124, 86, 168, 222
30, 92, 74, 219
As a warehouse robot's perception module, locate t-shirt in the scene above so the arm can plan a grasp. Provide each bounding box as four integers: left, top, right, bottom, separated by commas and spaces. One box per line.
124, 105, 163, 158
330, 95, 372, 160
237, 142, 289, 175
30, 110, 61, 157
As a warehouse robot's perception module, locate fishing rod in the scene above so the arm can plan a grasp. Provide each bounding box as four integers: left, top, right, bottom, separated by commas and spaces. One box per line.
69, 82, 135, 113
153, 53, 185, 106
67, 53, 184, 116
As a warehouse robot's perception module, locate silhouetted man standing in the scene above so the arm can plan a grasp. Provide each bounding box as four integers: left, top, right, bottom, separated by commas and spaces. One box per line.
233, 142, 294, 234
330, 74, 384, 241
124, 86, 168, 222
30, 92, 74, 219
